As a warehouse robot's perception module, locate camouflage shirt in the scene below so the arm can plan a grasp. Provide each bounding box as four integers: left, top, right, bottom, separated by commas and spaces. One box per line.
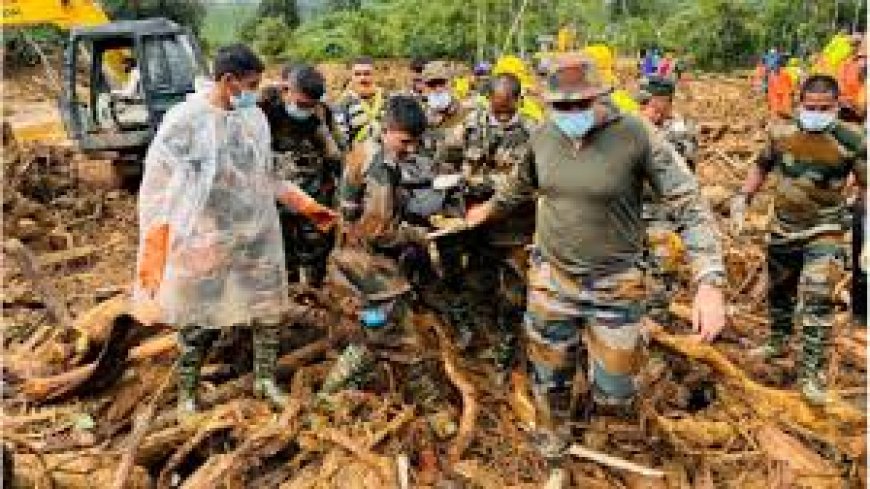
660, 114, 699, 169
334, 89, 386, 149
491, 106, 724, 281
259, 91, 342, 204
445, 107, 538, 244
757, 120, 866, 239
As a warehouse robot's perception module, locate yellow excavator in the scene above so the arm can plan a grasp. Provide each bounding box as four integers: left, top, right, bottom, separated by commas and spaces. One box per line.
3, 0, 208, 165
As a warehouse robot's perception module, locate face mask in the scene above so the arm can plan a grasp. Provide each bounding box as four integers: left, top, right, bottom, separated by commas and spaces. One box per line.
285, 101, 313, 120
230, 90, 257, 109
552, 109, 596, 138
427, 91, 452, 111
798, 108, 835, 132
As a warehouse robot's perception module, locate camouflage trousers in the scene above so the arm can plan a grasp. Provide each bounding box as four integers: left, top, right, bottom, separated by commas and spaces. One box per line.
278, 205, 335, 287
644, 223, 684, 323
464, 243, 529, 368
524, 247, 646, 429
767, 232, 848, 378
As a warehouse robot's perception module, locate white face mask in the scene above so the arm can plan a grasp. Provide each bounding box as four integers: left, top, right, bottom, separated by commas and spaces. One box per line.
798, 108, 836, 132
285, 101, 313, 120
427, 91, 452, 111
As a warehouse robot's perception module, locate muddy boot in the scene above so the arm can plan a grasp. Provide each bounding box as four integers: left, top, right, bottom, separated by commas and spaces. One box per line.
798, 314, 831, 406
177, 325, 217, 414
319, 343, 374, 395
530, 387, 572, 460
447, 299, 474, 351
252, 322, 288, 408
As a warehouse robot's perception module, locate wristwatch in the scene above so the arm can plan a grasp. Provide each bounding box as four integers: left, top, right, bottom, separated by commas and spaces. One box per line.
697, 270, 727, 289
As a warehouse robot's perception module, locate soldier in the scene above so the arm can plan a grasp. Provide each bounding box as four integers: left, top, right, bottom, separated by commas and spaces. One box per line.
259, 64, 342, 286
465, 54, 726, 486
442, 72, 537, 371
322, 95, 431, 394
134, 45, 337, 413
335, 57, 386, 148
638, 76, 701, 322
731, 74, 866, 404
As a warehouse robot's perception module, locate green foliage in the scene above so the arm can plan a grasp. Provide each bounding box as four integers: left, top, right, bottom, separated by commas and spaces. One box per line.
252, 17, 293, 61
101, 0, 208, 36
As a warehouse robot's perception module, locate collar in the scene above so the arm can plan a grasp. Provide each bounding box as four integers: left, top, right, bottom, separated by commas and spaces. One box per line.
488, 112, 520, 129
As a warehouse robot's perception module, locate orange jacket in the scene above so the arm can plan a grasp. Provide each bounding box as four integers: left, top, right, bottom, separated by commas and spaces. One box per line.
838, 58, 866, 112
767, 69, 794, 116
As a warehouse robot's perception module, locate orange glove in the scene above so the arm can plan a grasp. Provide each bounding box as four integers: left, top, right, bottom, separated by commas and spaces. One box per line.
138, 223, 170, 295
278, 186, 339, 232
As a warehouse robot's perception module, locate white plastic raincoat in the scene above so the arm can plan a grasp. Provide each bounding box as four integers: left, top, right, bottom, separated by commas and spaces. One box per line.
134, 92, 289, 329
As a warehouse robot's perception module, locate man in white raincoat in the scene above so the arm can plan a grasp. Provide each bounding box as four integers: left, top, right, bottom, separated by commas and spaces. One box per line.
134, 44, 336, 412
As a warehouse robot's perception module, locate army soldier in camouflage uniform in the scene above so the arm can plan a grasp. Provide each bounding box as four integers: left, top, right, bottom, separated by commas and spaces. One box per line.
322, 96, 431, 394
466, 55, 726, 485
335, 57, 386, 148
414, 60, 481, 347
731, 75, 866, 405
260, 64, 342, 286
442, 73, 537, 370
638, 76, 701, 322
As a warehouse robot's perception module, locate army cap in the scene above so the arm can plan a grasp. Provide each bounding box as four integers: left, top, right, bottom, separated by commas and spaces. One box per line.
640, 76, 676, 97
423, 60, 451, 83
544, 53, 611, 103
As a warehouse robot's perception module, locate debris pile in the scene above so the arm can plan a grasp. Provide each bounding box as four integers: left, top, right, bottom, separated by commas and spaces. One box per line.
2, 71, 865, 488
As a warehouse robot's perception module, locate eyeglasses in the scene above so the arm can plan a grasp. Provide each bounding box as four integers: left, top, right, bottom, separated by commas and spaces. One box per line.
425, 79, 448, 88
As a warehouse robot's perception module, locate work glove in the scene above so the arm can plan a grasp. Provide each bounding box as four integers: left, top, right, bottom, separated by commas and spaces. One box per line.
729, 192, 749, 236
138, 223, 170, 296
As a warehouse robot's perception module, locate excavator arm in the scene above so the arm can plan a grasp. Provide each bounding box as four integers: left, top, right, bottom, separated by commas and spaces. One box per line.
2, 0, 109, 28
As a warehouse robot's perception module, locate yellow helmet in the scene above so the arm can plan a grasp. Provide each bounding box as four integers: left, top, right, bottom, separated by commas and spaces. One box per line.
583, 44, 617, 84
493, 55, 533, 89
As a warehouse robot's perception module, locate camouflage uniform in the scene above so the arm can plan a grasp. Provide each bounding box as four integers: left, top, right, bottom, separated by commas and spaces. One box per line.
642, 115, 699, 321
260, 91, 342, 286
756, 120, 866, 398
491, 105, 724, 446
444, 106, 537, 367
637, 77, 701, 322
335, 89, 386, 149
323, 139, 430, 394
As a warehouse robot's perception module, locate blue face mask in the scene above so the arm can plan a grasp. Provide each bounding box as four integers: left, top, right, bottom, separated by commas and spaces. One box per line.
798, 108, 835, 132
285, 102, 313, 120
360, 305, 388, 329
427, 91, 452, 111
230, 90, 257, 109
552, 109, 596, 138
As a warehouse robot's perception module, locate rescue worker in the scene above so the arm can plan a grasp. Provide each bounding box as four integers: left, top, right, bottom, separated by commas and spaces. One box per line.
465, 54, 726, 486
766, 57, 795, 118
638, 76, 700, 323
134, 45, 337, 413
336, 57, 386, 148
442, 72, 537, 372
419, 60, 477, 348
639, 76, 699, 169
731, 74, 866, 404
322, 95, 431, 395
259, 64, 343, 286
409, 57, 427, 102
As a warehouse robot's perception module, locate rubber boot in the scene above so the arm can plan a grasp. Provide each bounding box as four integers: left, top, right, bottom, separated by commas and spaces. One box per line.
319, 343, 374, 395
177, 325, 216, 415
252, 322, 289, 408
798, 307, 831, 406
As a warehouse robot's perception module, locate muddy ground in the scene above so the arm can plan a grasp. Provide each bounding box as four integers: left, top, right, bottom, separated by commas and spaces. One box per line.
1, 64, 866, 488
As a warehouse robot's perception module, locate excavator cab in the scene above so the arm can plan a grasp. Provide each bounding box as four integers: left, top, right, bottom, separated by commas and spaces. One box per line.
59, 18, 208, 158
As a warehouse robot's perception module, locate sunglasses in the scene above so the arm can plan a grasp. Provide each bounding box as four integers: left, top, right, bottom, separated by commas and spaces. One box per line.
425, 79, 448, 88
550, 99, 594, 111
